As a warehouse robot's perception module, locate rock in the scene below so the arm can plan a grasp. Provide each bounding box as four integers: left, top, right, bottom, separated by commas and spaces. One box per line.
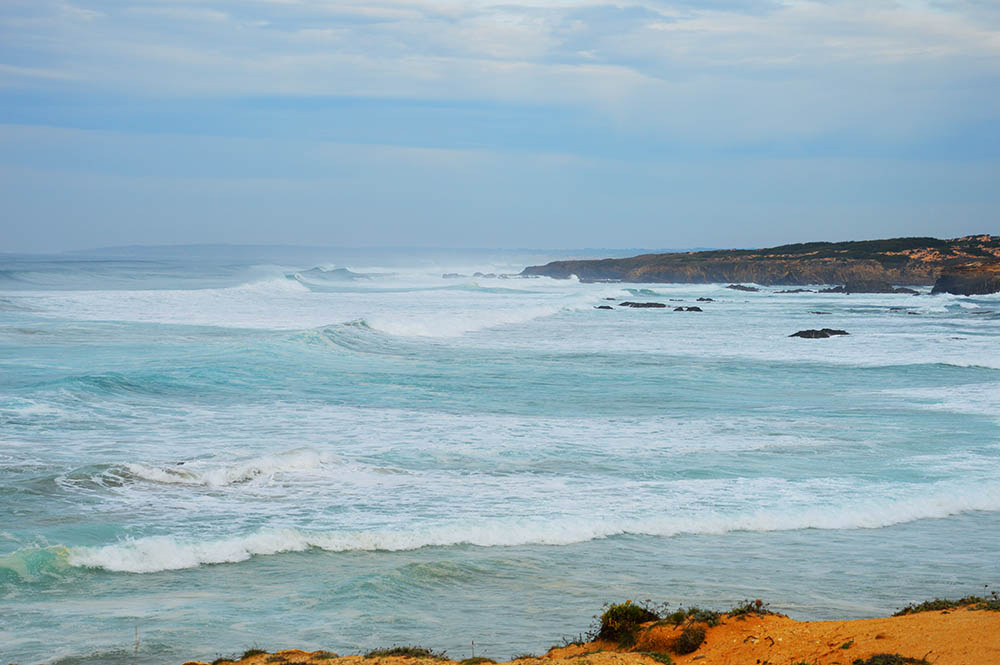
790, 328, 849, 338
727, 284, 759, 292
685, 306, 703, 312
442, 273, 465, 279
674, 306, 684, 311
810, 311, 831, 315
604, 297, 617, 300
697, 297, 714, 302
931, 263, 1000, 295
894, 287, 919, 295
594, 305, 614, 310
777, 289, 814, 294
619, 301, 667, 308
473, 272, 498, 278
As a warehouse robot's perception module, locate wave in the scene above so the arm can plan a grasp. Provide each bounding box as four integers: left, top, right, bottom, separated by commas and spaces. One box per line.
119, 448, 338, 488
46, 482, 1000, 573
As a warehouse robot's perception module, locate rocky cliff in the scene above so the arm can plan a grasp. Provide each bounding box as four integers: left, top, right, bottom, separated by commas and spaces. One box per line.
932, 262, 1000, 295
521, 235, 1000, 287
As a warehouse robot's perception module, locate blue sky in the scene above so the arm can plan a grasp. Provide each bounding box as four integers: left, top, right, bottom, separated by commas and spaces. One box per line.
1, 0, 998, 252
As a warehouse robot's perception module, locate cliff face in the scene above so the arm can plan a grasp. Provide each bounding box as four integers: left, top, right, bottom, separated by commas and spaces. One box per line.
521, 235, 1000, 286
932, 262, 1000, 295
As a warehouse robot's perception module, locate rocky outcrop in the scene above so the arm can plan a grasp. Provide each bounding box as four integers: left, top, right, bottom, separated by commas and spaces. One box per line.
619, 301, 667, 308
931, 263, 1000, 295
521, 235, 1000, 285
727, 284, 759, 292
790, 329, 849, 338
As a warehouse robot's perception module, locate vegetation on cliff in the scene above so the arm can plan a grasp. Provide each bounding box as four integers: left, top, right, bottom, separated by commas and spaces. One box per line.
521, 235, 1000, 287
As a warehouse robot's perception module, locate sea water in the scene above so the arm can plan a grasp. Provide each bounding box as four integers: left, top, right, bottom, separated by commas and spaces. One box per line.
1, 247, 998, 664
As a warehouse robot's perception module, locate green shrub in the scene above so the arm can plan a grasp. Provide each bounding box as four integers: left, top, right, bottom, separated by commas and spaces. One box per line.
598, 601, 662, 647
459, 658, 495, 665
672, 625, 705, 655
510, 654, 537, 661
851, 655, 930, 665
265, 657, 286, 664
640, 652, 674, 665
242, 649, 268, 659
364, 646, 447, 659
685, 608, 722, 627
728, 599, 772, 619
313, 652, 338, 661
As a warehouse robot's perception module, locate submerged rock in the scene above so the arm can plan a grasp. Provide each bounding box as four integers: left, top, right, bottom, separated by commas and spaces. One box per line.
790, 328, 849, 338
594, 305, 614, 310
685, 306, 703, 312
620, 301, 667, 308
776, 288, 814, 294
726, 284, 759, 292
697, 297, 714, 302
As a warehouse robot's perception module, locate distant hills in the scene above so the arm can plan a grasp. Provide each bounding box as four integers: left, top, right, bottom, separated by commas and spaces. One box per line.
522, 235, 1000, 293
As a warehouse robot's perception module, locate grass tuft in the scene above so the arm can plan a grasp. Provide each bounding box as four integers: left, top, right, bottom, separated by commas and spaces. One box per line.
313, 652, 338, 660
510, 654, 537, 661
242, 649, 268, 659
640, 652, 674, 665
459, 659, 495, 665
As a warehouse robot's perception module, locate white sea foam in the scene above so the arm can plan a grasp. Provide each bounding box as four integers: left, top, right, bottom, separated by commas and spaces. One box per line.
120, 448, 337, 488
65, 483, 1000, 573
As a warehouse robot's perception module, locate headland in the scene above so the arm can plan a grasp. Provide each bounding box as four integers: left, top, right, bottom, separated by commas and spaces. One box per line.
521, 235, 1000, 293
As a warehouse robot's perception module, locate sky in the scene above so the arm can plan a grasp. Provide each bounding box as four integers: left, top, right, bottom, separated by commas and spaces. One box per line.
1, 0, 998, 252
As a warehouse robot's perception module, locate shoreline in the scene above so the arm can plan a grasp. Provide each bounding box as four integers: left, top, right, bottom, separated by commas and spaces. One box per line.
180, 602, 1000, 665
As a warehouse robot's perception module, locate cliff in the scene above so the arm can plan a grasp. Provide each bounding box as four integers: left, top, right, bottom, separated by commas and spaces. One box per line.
932, 262, 1000, 296
521, 235, 1000, 287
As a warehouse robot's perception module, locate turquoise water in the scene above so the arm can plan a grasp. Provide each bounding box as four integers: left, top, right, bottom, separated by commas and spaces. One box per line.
2, 248, 998, 664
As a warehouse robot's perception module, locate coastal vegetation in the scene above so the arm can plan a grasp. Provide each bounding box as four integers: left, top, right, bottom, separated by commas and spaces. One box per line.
178, 594, 999, 665
893, 588, 1000, 615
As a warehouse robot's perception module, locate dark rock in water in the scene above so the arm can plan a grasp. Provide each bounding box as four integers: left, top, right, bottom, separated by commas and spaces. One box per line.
473, 272, 498, 279
670, 299, 684, 302
697, 297, 714, 302
594, 305, 614, 310
296, 267, 372, 281
442, 273, 466, 279
790, 328, 849, 338
932, 263, 1000, 295
685, 306, 703, 312
907, 311, 921, 315
620, 301, 667, 308
604, 297, 617, 300
810, 311, 831, 315
777, 288, 814, 294
674, 306, 685, 311
895, 287, 920, 295
889, 307, 906, 311
727, 284, 759, 292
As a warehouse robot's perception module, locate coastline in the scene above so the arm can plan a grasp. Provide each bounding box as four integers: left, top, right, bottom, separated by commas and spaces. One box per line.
181, 603, 1000, 665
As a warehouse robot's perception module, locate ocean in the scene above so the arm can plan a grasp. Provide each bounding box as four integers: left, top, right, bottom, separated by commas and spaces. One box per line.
1, 246, 998, 665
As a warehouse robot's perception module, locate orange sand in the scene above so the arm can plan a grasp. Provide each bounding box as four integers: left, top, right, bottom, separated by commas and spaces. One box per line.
182, 607, 1000, 665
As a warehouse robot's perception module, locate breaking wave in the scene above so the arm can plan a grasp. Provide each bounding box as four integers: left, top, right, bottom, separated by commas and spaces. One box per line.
45, 482, 1000, 573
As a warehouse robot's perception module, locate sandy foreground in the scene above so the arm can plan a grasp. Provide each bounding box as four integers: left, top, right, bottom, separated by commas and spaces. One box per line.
182, 606, 1000, 665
